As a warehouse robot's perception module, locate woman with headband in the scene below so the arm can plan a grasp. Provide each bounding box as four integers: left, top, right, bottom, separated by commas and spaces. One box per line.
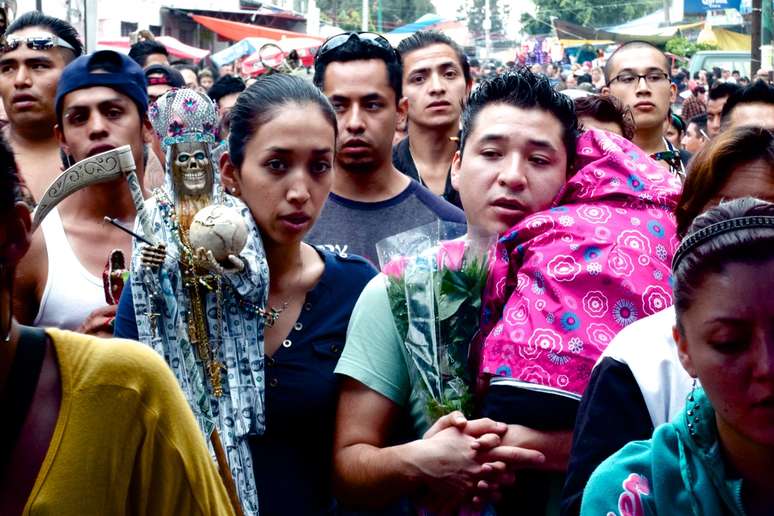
581, 197, 774, 515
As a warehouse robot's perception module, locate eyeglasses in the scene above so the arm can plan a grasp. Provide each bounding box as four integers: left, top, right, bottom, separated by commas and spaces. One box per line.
316, 32, 397, 61
608, 70, 669, 87
1, 35, 75, 53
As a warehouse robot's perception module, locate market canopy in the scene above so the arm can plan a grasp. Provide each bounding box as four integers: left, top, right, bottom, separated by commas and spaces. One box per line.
553, 19, 671, 45
190, 14, 323, 42
697, 25, 751, 51
210, 37, 274, 67
97, 35, 210, 61
387, 13, 444, 34
385, 14, 470, 46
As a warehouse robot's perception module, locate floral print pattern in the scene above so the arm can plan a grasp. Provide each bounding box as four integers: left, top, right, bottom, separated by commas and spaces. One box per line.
480, 130, 681, 396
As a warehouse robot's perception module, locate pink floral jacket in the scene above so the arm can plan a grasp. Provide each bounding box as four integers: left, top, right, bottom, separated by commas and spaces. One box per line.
479, 129, 682, 397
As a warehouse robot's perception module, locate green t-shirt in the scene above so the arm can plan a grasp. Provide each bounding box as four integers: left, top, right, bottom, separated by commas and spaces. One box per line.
335, 274, 430, 436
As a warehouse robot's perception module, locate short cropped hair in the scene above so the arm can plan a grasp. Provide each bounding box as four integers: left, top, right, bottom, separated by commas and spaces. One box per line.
128, 39, 168, 68
603, 41, 668, 83
460, 68, 578, 166
313, 34, 402, 104
688, 113, 708, 136
721, 79, 774, 123
207, 75, 245, 106
707, 81, 741, 102
396, 30, 471, 84
5, 11, 83, 61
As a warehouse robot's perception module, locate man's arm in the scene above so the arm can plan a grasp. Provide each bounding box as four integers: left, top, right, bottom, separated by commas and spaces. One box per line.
13, 229, 46, 325
333, 378, 545, 511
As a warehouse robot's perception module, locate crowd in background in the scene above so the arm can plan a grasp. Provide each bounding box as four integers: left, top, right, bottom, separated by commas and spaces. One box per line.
1, 8, 774, 516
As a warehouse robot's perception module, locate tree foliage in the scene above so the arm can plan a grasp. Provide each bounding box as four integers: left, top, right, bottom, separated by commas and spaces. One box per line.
665, 36, 718, 58
317, 0, 435, 32
521, 0, 663, 35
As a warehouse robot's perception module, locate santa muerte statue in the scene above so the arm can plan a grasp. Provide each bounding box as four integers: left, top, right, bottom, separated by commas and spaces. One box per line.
130, 88, 268, 516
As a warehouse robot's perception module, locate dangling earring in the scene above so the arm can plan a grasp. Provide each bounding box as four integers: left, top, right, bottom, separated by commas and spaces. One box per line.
686, 377, 700, 437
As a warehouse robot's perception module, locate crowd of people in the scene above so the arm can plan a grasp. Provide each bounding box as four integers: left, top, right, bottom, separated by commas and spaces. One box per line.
1, 8, 773, 516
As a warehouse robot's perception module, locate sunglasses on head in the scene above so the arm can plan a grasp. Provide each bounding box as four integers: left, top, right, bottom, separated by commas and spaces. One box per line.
316, 32, 397, 61
1, 35, 75, 53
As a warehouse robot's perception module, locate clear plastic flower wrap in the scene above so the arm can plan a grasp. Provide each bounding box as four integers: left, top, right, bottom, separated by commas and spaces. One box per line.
377, 222, 494, 423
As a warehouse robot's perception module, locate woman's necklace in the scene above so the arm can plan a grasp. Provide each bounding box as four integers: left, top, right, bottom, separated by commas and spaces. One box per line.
262, 252, 305, 328
260, 302, 288, 328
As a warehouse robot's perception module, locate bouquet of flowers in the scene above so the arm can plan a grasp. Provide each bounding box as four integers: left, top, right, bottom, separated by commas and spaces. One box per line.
377, 222, 494, 422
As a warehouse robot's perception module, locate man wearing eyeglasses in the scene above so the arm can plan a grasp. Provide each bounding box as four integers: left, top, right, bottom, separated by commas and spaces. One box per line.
602, 41, 685, 176
0, 11, 83, 202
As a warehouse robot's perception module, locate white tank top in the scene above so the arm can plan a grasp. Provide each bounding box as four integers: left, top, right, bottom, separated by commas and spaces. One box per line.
33, 208, 107, 330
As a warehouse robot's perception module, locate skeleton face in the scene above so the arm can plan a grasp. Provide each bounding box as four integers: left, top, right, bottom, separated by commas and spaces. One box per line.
171, 141, 213, 196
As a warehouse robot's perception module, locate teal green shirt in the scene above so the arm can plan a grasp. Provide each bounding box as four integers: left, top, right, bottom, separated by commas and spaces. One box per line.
335, 274, 430, 436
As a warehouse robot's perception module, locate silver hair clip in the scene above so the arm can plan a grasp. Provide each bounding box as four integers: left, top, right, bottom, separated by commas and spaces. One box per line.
672, 215, 774, 271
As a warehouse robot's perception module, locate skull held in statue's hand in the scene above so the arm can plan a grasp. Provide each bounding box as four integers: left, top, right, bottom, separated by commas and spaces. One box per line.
188, 204, 248, 263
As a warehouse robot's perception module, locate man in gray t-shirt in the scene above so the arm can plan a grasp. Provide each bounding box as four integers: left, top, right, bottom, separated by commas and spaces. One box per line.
308, 33, 464, 266
307, 180, 464, 264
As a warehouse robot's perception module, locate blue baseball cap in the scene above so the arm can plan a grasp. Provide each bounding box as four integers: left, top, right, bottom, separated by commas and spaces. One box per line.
55, 50, 148, 124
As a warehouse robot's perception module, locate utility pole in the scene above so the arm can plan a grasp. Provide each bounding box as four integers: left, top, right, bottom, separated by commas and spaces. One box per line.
84, 0, 96, 53
663, 0, 670, 26
361, 0, 369, 32
752, 0, 761, 75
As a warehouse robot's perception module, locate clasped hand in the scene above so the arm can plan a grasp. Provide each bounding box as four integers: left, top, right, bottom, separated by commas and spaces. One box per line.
416, 411, 545, 514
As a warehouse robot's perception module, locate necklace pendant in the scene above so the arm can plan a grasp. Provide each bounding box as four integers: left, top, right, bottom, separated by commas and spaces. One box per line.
259, 302, 288, 328
209, 359, 225, 397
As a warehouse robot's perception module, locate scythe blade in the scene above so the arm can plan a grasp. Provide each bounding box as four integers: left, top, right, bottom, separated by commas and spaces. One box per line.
31, 145, 156, 244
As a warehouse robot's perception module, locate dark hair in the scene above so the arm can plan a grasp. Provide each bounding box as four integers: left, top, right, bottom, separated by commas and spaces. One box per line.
173, 63, 199, 75
207, 75, 245, 106
676, 126, 774, 237
396, 30, 471, 84
460, 68, 578, 165
707, 81, 741, 101
313, 35, 403, 104
0, 133, 22, 212
721, 78, 774, 123
574, 95, 635, 140
228, 74, 337, 169
688, 112, 708, 135
128, 39, 168, 67
603, 41, 668, 83
673, 197, 774, 332
5, 11, 83, 61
